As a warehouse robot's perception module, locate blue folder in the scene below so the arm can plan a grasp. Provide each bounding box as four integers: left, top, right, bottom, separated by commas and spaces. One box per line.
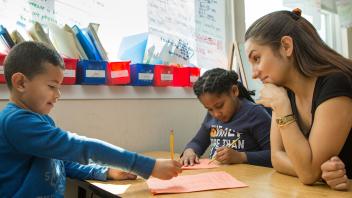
118, 33, 148, 64
72, 25, 102, 61
0, 25, 15, 48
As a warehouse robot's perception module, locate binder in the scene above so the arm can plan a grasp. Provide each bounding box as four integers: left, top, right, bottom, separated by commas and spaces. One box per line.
87, 23, 108, 60
72, 25, 102, 61
0, 25, 15, 49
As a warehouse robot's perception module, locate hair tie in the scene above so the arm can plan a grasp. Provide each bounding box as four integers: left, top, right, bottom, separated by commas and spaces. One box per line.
292, 8, 302, 16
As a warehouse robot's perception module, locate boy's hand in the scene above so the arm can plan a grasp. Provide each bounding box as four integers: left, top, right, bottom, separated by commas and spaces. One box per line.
321, 156, 350, 191
107, 168, 137, 180
151, 159, 182, 180
180, 148, 199, 166
215, 147, 247, 164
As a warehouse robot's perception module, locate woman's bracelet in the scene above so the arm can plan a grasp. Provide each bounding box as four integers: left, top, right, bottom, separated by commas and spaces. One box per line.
276, 114, 296, 127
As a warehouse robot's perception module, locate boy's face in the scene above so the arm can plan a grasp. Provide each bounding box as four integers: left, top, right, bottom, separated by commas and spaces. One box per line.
14, 63, 64, 114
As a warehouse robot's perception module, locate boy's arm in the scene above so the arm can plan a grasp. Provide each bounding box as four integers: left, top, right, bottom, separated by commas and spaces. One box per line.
3, 112, 155, 179
246, 106, 272, 167
64, 161, 108, 181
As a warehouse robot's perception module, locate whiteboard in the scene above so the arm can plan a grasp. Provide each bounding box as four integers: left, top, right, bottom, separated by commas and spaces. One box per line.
145, 0, 232, 70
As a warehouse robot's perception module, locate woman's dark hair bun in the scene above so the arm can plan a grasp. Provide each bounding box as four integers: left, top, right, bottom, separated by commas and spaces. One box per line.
292, 8, 302, 16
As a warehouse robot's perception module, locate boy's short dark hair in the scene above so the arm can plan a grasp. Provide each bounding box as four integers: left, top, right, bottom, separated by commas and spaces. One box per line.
4, 41, 64, 89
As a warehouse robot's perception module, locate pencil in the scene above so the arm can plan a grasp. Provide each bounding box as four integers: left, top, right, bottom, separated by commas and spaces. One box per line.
170, 129, 175, 160
208, 137, 240, 164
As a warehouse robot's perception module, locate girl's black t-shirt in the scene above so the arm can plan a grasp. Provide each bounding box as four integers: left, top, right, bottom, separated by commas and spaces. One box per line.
287, 72, 352, 178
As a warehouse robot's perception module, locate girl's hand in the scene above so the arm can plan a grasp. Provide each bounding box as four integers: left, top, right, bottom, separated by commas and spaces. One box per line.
180, 148, 200, 166
107, 168, 137, 180
321, 156, 350, 191
256, 83, 292, 116
215, 147, 247, 164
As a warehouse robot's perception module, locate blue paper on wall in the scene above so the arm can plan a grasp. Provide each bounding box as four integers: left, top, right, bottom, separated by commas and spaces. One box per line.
117, 32, 148, 64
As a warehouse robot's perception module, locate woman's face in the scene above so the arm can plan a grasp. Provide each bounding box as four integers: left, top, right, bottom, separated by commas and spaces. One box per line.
199, 86, 240, 123
245, 38, 293, 86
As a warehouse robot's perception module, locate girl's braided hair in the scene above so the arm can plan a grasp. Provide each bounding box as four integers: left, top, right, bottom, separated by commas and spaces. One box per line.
193, 68, 255, 102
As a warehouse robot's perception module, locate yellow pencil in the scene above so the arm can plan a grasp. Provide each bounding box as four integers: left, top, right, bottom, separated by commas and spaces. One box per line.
170, 129, 175, 160
208, 137, 240, 164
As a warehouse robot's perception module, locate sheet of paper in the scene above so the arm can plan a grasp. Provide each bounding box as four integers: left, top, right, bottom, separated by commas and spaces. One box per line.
90, 182, 131, 195
181, 159, 219, 170
147, 171, 248, 194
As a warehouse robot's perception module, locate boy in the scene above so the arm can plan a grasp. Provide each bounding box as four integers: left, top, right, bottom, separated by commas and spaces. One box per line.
0, 41, 182, 197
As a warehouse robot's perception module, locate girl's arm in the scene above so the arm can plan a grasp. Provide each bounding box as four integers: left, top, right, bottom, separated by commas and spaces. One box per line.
245, 106, 272, 167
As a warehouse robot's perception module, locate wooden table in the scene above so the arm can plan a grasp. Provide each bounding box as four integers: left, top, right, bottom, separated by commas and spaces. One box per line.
76, 151, 352, 197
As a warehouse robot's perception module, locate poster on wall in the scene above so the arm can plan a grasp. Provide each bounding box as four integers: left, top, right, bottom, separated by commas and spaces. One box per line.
0, 0, 105, 29
145, 0, 228, 70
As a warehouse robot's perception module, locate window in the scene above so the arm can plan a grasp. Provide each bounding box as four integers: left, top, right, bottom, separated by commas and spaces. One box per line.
244, 0, 343, 52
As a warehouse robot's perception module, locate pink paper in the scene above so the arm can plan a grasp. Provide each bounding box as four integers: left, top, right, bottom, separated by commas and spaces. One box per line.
181, 159, 219, 170
147, 171, 248, 194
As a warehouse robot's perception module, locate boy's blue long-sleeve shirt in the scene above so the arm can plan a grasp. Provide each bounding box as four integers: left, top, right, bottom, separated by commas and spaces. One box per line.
185, 99, 272, 167
0, 103, 156, 198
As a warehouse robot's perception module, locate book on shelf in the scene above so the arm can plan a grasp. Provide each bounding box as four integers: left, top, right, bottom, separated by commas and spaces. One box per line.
28, 22, 55, 49
0, 25, 15, 49
72, 25, 103, 61
10, 30, 26, 44
63, 25, 88, 60
87, 23, 108, 60
47, 23, 81, 59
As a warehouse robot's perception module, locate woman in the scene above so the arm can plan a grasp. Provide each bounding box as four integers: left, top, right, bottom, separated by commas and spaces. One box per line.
244, 8, 352, 190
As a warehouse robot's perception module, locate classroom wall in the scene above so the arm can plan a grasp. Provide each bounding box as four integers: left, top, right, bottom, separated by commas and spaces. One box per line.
0, 99, 205, 153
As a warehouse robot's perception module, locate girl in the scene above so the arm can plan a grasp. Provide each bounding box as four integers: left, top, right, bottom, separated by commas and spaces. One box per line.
180, 68, 272, 167
245, 8, 352, 189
